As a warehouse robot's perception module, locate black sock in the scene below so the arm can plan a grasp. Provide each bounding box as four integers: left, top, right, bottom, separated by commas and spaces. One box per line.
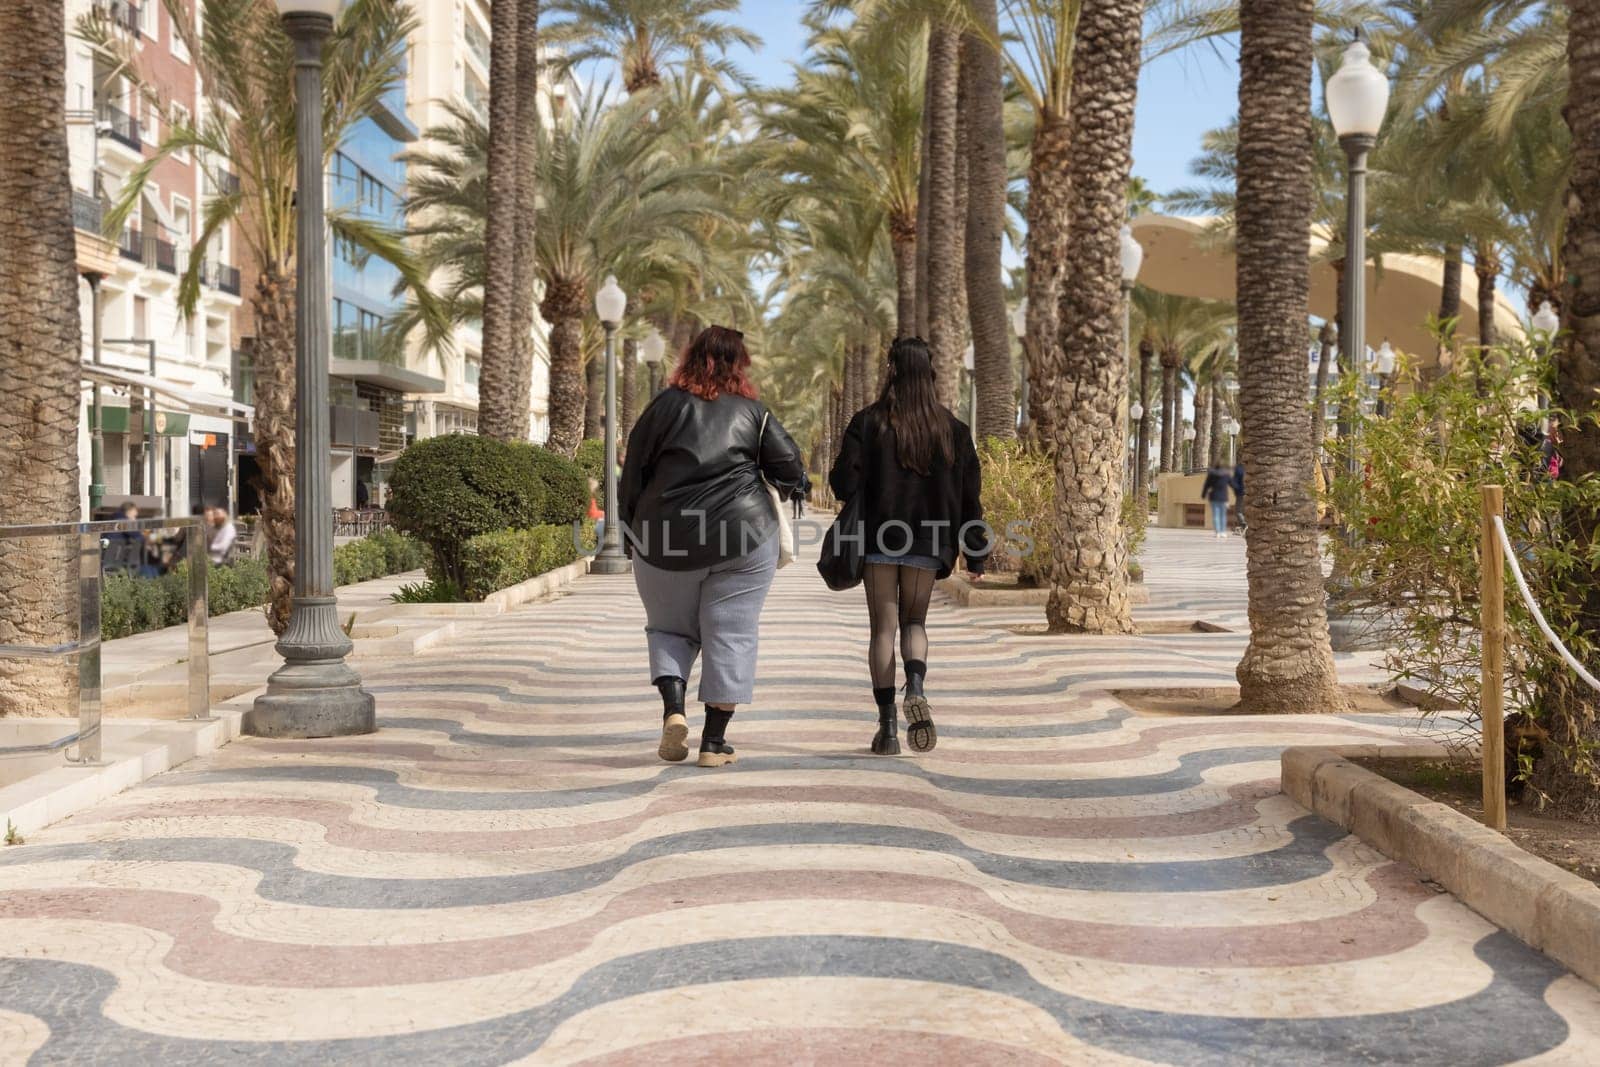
703, 705, 734, 745
904, 659, 927, 683
872, 686, 897, 714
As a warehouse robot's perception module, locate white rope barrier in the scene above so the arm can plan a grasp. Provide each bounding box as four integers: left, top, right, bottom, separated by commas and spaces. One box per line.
1492, 515, 1600, 694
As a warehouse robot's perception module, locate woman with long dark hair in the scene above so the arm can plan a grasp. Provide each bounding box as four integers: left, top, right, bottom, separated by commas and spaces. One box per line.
828, 337, 987, 755
620, 326, 806, 767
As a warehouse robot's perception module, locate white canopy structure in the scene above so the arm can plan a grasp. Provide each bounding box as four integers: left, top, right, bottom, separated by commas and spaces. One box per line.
1128, 214, 1525, 362
80, 361, 254, 425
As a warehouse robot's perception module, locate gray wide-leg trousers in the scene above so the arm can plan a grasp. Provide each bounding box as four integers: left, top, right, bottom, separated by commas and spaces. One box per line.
632, 535, 779, 706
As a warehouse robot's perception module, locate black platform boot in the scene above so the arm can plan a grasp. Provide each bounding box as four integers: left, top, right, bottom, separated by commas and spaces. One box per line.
698, 705, 736, 768
870, 686, 900, 755
655, 676, 688, 763
903, 659, 936, 753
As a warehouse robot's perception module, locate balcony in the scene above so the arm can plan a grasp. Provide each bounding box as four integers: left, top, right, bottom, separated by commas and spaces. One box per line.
330, 405, 381, 450
71, 191, 104, 234
92, 0, 140, 34
117, 226, 143, 263
205, 168, 241, 200
149, 234, 177, 275
114, 226, 182, 276
200, 259, 241, 296
97, 103, 141, 151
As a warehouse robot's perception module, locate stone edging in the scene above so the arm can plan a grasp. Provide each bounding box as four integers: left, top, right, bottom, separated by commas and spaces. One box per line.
358, 558, 591, 624
1281, 744, 1600, 988
938, 573, 1150, 607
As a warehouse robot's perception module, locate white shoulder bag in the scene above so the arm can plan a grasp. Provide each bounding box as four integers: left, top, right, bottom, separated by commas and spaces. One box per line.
758, 411, 796, 568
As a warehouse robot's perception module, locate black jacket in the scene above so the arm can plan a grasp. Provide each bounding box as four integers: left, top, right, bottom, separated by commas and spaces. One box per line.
1201, 468, 1235, 503
620, 387, 806, 570
828, 404, 987, 579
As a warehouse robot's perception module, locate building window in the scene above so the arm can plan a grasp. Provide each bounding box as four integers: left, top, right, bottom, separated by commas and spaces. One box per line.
332, 298, 389, 362
171, 12, 190, 62
138, 0, 157, 37
170, 104, 191, 160
465, 358, 480, 386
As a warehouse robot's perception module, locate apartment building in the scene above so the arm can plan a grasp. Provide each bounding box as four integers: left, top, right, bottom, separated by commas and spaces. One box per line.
66, 0, 246, 519
402, 0, 557, 445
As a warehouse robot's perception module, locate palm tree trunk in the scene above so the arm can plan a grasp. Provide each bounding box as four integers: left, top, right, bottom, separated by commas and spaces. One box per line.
1133, 338, 1154, 501
506, 0, 541, 442
1209, 385, 1225, 466
248, 274, 298, 635
0, 0, 83, 712
1158, 357, 1177, 473
924, 22, 963, 408
963, 0, 1012, 440
1475, 244, 1499, 350
1531, 0, 1600, 818
891, 212, 917, 338
1190, 381, 1209, 473
621, 337, 637, 445
1234, 0, 1344, 714
584, 348, 603, 439
915, 55, 935, 339
543, 279, 587, 456
477, 0, 521, 441
1025, 111, 1072, 452
1044, 0, 1141, 636
1311, 318, 1334, 450
1438, 243, 1462, 359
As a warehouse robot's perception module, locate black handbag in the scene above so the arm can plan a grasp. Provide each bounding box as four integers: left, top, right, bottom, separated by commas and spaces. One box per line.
816, 493, 865, 591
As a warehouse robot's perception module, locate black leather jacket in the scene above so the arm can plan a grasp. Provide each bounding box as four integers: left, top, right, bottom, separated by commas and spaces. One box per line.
619, 387, 806, 570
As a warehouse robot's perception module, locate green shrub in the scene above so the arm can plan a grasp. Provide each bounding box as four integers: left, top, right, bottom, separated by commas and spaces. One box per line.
574, 438, 606, 486
460, 523, 585, 602
387, 435, 548, 587
527, 445, 588, 525
97, 531, 424, 640
390, 578, 464, 604
979, 438, 1055, 585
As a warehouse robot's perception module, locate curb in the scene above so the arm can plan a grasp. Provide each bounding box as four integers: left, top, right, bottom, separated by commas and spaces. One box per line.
938, 573, 1151, 607
1, 702, 250, 838
1282, 744, 1600, 988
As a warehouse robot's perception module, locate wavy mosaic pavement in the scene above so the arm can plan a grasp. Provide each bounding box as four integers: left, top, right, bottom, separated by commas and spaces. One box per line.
3, 528, 1598, 1064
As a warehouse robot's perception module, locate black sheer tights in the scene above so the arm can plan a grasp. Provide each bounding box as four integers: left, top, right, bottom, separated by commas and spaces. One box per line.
864, 563, 935, 689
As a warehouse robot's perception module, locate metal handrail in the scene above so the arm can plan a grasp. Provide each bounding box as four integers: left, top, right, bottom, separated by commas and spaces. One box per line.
0, 516, 212, 767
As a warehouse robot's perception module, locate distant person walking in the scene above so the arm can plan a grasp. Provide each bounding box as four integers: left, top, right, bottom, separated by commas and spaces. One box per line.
204, 507, 237, 565
620, 326, 806, 768
1231, 461, 1246, 532
828, 337, 986, 756
1201, 464, 1236, 540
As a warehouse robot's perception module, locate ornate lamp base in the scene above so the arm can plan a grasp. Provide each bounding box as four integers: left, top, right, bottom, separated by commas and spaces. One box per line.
244, 596, 375, 737
591, 549, 632, 575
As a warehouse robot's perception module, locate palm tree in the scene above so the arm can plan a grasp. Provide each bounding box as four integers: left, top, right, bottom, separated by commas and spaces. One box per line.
1043, 0, 1141, 635
542, 0, 760, 93
85, 0, 436, 634
0, 0, 82, 714
478, 0, 525, 440
1233, 0, 1345, 713
1131, 288, 1233, 474
1003, 0, 1080, 448
925, 18, 965, 407
964, 0, 1012, 438
401, 89, 729, 456
512, 1, 543, 439
1533, 0, 1600, 816
756, 18, 925, 336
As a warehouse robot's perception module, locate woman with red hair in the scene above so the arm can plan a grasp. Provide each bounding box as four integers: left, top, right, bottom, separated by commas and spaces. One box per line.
620, 326, 807, 767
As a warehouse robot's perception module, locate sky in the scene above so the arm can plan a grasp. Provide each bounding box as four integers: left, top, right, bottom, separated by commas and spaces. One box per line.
727, 1, 1242, 202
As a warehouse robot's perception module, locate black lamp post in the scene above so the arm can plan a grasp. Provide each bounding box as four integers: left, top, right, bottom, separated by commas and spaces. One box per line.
247, 0, 375, 738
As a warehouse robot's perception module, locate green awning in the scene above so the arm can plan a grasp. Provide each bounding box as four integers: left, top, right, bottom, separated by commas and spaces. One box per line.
87, 406, 190, 436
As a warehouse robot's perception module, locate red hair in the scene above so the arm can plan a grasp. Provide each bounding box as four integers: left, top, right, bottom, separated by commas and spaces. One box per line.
668, 325, 758, 401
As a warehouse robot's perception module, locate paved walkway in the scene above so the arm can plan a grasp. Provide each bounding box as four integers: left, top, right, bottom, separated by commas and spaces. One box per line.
3, 527, 1599, 1063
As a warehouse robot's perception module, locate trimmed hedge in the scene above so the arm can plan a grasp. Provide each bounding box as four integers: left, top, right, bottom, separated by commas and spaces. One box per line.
461, 524, 587, 602
387, 434, 586, 588
574, 438, 606, 486
100, 531, 428, 641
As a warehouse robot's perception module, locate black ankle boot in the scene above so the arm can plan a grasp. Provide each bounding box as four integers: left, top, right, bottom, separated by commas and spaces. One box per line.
902, 660, 936, 753
655, 676, 688, 763
871, 686, 899, 755
698, 705, 736, 768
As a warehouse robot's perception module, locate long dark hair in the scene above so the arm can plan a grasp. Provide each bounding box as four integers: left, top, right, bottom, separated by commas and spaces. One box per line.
669, 325, 758, 401
872, 337, 952, 475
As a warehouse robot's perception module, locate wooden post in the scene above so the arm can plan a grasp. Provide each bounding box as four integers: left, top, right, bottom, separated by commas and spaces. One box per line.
1481, 484, 1507, 832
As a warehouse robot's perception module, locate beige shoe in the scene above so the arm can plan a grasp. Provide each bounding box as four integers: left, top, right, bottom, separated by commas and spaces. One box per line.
696, 741, 736, 768
658, 714, 689, 762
